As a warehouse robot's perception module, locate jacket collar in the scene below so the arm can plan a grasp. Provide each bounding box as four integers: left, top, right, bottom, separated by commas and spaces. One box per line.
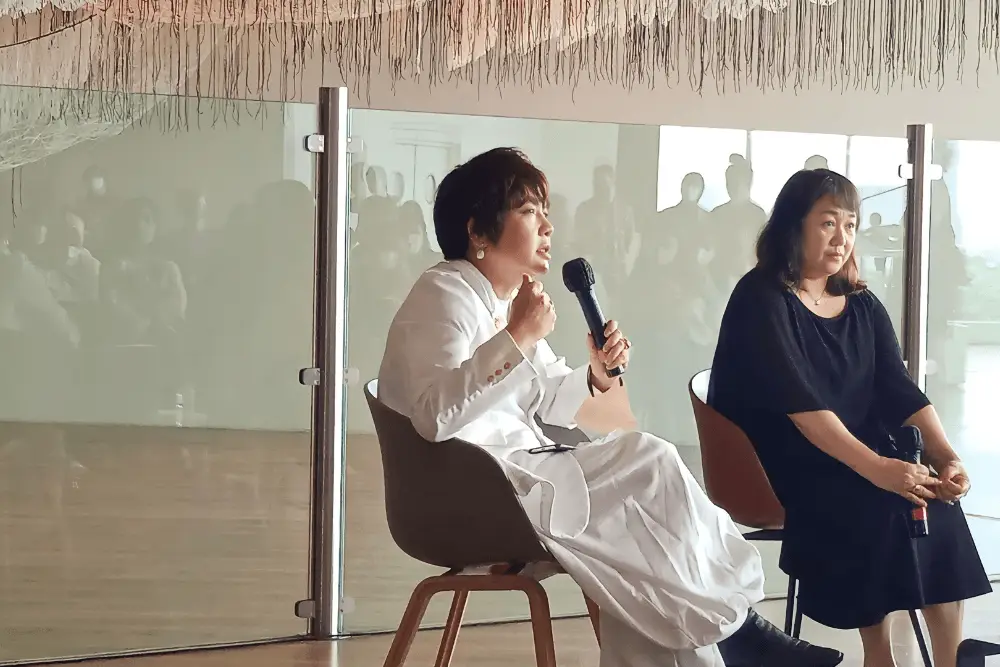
448, 259, 510, 318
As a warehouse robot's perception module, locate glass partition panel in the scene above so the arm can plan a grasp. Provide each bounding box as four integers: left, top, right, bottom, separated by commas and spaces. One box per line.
926, 139, 1000, 576
339, 109, 925, 633
848, 135, 909, 333
0, 87, 316, 661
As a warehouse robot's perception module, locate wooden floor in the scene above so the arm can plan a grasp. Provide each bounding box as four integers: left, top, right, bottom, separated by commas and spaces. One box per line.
70, 590, 1000, 667
2, 420, 998, 664
0, 423, 312, 662
0, 424, 590, 663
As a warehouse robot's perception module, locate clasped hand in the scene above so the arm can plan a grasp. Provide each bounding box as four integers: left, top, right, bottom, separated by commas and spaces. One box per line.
936, 460, 971, 503
866, 458, 939, 506
866, 457, 971, 507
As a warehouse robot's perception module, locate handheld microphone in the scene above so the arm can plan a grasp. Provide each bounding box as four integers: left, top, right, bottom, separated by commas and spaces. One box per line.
890, 425, 929, 539
909, 450, 930, 539
562, 257, 625, 378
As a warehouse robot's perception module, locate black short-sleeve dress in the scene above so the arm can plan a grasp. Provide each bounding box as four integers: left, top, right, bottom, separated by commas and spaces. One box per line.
708, 268, 991, 629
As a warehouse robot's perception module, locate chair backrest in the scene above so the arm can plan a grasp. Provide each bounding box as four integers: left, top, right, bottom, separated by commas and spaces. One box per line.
688, 369, 785, 530
364, 380, 551, 569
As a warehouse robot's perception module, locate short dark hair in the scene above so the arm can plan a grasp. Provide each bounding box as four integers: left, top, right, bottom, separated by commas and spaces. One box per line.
755, 168, 865, 296
433, 147, 549, 261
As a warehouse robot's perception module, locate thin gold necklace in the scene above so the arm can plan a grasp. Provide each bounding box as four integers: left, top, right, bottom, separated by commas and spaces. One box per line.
798, 287, 826, 306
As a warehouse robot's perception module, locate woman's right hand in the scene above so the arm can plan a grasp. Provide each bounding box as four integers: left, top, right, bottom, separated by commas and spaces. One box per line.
863, 456, 940, 506
506, 274, 556, 350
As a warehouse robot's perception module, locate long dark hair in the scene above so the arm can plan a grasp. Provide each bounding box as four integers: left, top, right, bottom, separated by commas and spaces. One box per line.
755, 168, 865, 296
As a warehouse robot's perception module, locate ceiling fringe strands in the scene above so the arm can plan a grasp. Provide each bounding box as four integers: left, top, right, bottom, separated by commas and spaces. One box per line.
979, 0, 1000, 75
0, 0, 987, 138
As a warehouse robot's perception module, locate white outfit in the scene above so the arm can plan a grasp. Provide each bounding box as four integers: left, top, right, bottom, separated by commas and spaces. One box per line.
377, 260, 765, 667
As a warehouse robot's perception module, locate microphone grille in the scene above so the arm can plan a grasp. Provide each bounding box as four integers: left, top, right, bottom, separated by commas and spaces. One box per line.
562, 257, 595, 293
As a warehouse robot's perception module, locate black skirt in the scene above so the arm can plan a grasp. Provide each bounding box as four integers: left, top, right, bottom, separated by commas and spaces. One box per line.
782, 481, 992, 630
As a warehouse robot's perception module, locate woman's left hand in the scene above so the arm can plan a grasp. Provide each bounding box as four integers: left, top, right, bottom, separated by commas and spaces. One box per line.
936, 460, 971, 503
587, 320, 630, 393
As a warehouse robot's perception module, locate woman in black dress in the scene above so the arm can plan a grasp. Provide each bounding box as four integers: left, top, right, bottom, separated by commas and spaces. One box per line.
708, 168, 990, 667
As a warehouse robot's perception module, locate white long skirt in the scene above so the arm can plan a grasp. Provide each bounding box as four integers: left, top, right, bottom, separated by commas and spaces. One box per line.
507, 432, 766, 667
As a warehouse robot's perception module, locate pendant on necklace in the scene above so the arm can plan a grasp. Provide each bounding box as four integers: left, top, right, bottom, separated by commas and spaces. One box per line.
799, 288, 823, 306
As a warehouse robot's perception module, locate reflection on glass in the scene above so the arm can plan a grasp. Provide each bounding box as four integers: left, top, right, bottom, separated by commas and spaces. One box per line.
748, 131, 848, 207
0, 91, 315, 661
927, 141, 1000, 559
340, 111, 996, 635
656, 126, 748, 212
848, 135, 909, 334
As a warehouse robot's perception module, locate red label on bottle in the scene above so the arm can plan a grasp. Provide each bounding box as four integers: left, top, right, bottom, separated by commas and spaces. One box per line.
912, 506, 928, 521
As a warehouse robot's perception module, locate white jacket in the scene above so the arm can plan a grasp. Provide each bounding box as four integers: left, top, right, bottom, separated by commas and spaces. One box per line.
378, 259, 592, 458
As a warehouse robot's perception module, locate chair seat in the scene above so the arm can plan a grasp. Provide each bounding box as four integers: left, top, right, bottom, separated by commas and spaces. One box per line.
742, 528, 784, 542
957, 638, 1000, 667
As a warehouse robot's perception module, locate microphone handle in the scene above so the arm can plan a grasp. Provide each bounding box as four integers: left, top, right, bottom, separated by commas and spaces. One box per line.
574, 289, 626, 378
908, 449, 930, 539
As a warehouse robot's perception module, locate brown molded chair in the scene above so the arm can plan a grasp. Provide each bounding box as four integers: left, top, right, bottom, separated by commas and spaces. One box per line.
687, 369, 799, 635
689, 369, 932, 666
364, 380, 600, 667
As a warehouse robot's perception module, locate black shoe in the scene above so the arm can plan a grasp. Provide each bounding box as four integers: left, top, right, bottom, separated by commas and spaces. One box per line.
717, 609, 843, 667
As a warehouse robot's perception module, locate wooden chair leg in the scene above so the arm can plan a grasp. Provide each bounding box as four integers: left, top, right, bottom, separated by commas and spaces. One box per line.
584, 594, 601, 646
384, 572, 559, 667
524, 579, 557, 667
382, 578, 438, 667
433, 591, 469, 667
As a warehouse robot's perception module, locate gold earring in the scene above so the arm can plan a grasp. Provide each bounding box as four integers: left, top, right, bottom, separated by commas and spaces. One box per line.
476, 247, 486, 260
